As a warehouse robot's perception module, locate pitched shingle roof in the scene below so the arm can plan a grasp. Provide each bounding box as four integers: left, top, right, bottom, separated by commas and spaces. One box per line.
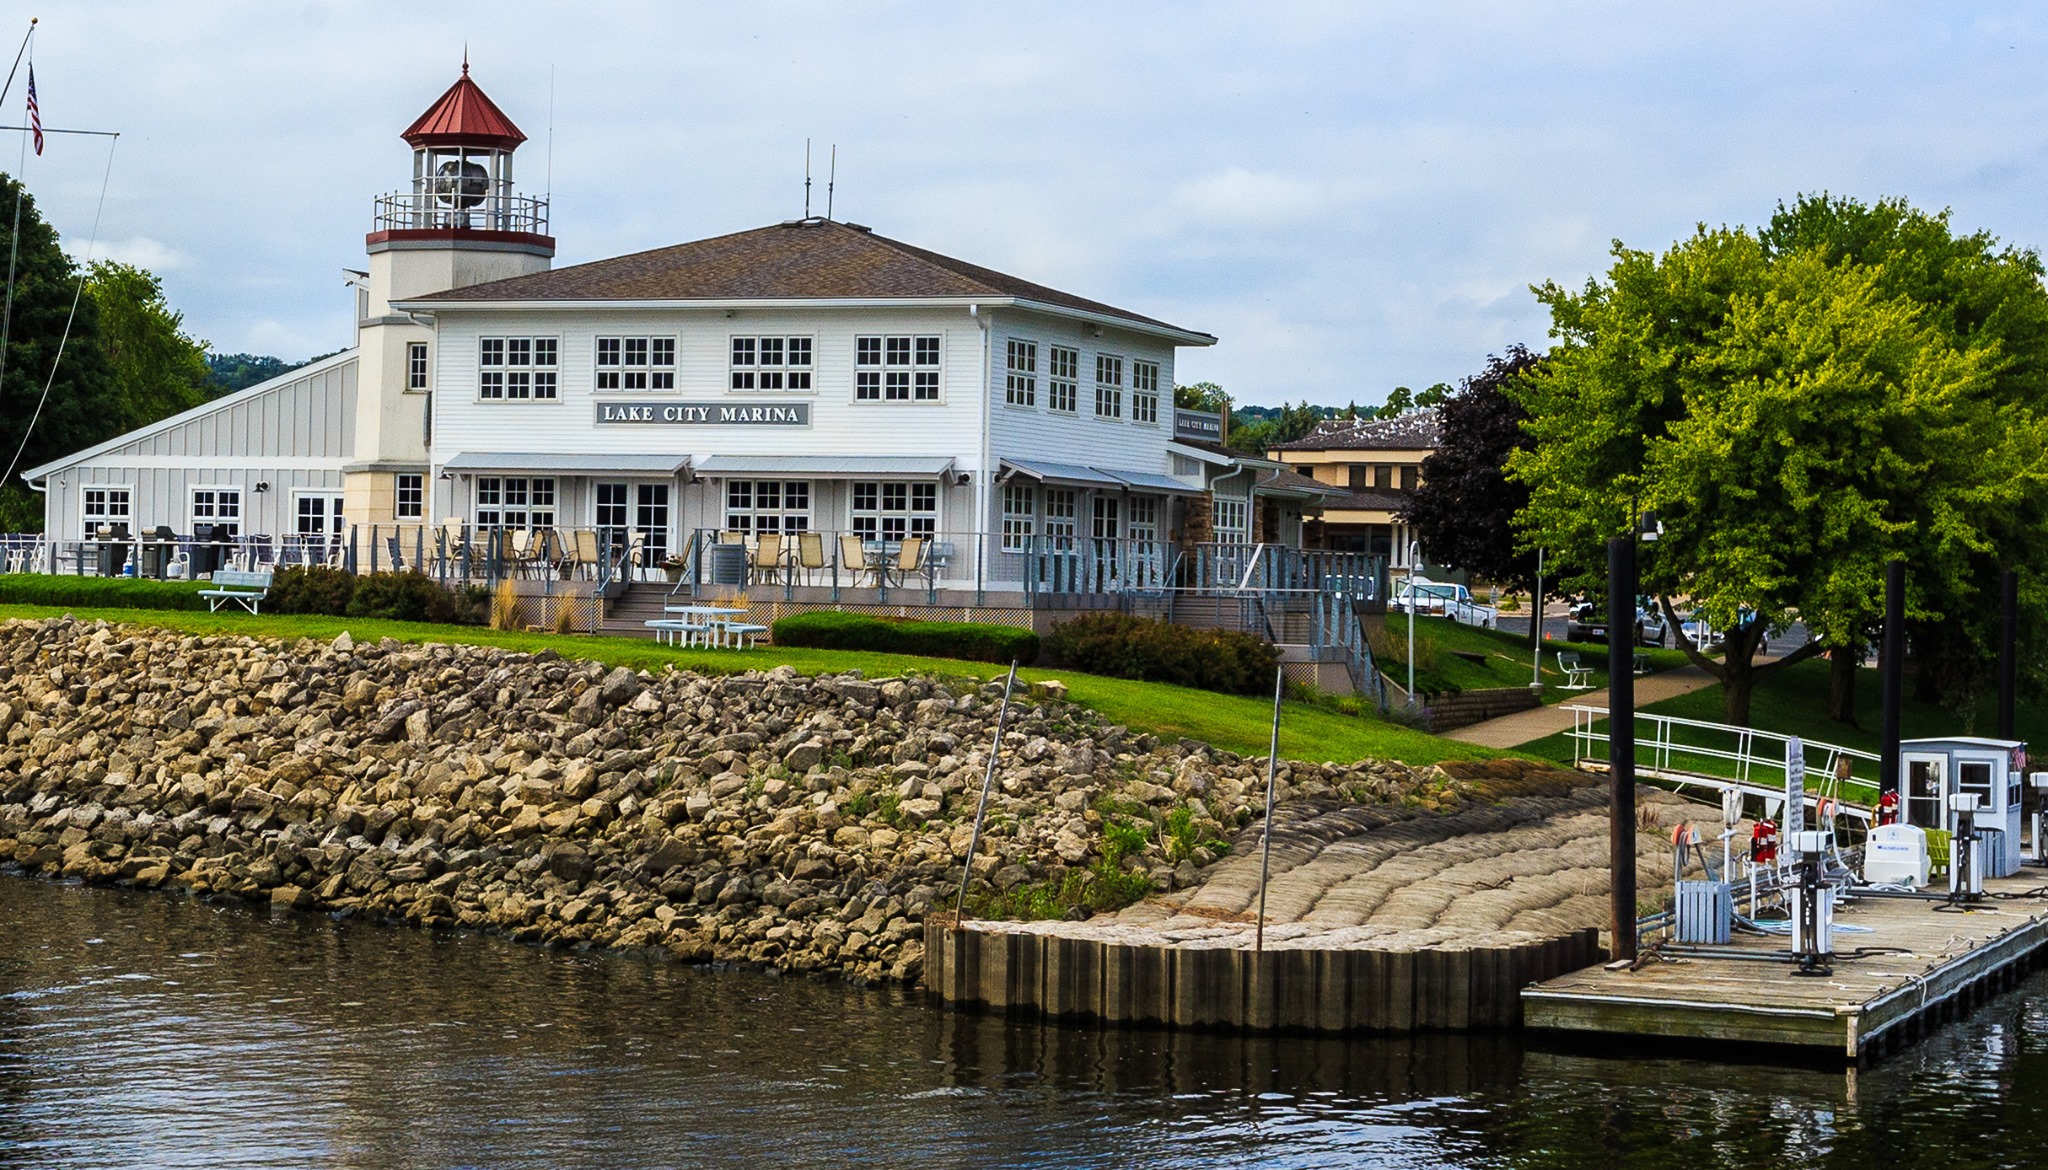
411, 218, 1212, 338
1266, 409, 1441, 452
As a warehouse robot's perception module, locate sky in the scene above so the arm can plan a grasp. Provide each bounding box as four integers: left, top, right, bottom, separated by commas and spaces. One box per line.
11, 2, 2048, 407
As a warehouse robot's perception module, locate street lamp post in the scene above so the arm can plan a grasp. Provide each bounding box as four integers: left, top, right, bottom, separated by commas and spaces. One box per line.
1530, 548, 1545, 691
1609, 511, 1659, 964
1406, 540, 1421, 707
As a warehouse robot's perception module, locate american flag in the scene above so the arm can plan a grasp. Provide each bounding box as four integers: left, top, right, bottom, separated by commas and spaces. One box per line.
25, 65, 39, 156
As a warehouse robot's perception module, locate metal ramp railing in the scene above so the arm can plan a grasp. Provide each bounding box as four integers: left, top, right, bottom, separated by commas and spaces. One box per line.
1565, 705, 1878, 822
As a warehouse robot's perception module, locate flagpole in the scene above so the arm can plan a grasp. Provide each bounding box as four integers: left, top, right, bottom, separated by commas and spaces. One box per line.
0, 19, 32, 113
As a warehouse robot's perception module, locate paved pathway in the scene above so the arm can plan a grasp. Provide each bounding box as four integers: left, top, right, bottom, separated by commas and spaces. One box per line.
1443, 664, 1719, 749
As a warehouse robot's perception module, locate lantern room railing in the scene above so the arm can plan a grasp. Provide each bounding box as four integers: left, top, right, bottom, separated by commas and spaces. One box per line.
373, 190, 550, 236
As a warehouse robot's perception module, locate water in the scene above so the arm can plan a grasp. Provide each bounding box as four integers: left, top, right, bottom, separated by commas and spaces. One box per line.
3, 875, 2048, 1169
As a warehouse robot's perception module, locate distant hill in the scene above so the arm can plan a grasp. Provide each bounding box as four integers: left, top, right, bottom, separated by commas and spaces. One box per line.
205, 351, 341, 396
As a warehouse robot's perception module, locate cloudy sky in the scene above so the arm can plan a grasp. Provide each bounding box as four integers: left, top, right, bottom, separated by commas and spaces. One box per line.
13, 2, 2048, 405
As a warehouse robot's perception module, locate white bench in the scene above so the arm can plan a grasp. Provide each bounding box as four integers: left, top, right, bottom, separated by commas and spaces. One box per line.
1557, 650, 1593, 689
199, 569, 274, 614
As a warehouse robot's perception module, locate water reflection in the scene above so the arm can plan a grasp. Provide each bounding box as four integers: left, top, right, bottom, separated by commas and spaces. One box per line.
2, 874, 2047, 1169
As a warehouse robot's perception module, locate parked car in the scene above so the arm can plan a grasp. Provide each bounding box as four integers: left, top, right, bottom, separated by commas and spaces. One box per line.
1390, 578, 1498, 628
1567, 597, 1666, 646
1679, 607, 1769, 655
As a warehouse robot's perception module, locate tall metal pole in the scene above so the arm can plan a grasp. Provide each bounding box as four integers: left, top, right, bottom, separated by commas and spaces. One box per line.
954, 662, 1020, 921
1880, 560, 1905, 800
1999, 568, 2018, 741
1531, 547, 1545, 690
1255, 665, 1283, 953
1406, 541, 1418, 706
1607, 535, 1637, 962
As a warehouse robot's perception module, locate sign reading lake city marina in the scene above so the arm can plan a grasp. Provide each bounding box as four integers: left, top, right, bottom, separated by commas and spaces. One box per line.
1172, 408, 1223, 441
594, 402, 810, 426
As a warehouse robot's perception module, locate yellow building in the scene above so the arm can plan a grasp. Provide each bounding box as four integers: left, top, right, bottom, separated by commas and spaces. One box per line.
1266, 410, 1438, 570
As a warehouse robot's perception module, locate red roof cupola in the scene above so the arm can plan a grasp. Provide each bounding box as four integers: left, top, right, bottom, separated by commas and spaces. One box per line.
401, 59, 527, 151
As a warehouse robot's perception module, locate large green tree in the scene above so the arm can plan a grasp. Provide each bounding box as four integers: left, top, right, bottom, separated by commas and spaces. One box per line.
86, 260, 211, 434
1509, 214, 2048, 725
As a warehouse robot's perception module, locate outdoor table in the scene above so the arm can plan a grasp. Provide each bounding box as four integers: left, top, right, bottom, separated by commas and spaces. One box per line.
650, 605, 747, 648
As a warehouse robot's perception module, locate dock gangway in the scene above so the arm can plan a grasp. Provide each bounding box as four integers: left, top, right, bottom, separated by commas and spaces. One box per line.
1564, 705, 1877, 824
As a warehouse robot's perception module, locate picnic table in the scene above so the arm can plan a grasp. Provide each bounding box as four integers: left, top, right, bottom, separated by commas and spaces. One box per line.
647, 605, 767, 649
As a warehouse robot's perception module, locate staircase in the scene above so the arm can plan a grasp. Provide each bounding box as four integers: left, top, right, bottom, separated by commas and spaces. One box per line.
598, 581, 676, 637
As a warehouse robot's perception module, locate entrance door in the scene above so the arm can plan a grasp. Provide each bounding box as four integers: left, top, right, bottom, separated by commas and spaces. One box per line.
595, 482, 630, 559
294, 493, 346, 563
1903, 754, 1947, 831
635, 483, 670, 561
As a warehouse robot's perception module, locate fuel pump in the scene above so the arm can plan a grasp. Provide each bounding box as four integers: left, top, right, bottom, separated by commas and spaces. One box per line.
1949, 791, 1985, 902
1787, 829, 1834, 976
2029, 773, 2048, 864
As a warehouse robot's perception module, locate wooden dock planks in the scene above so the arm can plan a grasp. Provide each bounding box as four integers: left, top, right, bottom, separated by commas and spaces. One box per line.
1522, 874, 2048, 1060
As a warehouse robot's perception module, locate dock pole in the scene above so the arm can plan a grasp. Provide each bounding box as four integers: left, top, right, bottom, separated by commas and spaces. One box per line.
1608, 535, 1636, 962
1881, 560, 1905, 800
1255, 666, 1283, 953
2000, 569, 2018, 741
953, 662, 1019, 921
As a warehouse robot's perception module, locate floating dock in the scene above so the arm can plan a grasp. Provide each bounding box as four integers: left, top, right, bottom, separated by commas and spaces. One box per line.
1522, 875, 2048, 1061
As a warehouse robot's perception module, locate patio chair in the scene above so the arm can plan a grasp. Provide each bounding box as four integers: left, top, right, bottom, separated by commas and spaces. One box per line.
839, 533, 880, 587
794, 531, 826, 584
569, 529, 602, 580
886, 535, 929, 588
754, 532, 785, 583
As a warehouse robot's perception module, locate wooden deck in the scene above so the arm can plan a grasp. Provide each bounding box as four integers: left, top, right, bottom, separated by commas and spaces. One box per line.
1523, 874, 2048, 1061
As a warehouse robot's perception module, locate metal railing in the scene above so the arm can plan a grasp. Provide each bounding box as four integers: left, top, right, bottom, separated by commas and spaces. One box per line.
373, 190, 549, 235
1565, 705, 1879, 818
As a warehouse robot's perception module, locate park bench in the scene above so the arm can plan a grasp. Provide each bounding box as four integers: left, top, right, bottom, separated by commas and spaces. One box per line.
1556, 650, 1593, 689
198, 568, 274, 614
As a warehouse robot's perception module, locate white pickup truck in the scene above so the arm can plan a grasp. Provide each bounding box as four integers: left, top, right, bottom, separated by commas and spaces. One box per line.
1390, 578, 1499, 629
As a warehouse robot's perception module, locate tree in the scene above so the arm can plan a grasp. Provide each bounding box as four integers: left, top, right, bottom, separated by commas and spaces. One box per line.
86, 261, 211, 434
1174, 381, 1227, 413
0, 172, 116, 531
1399, 345, 1545, 647
1509, 217, 2046, 725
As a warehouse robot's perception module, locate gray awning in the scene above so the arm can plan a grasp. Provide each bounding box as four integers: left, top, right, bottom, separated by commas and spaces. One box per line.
441, 452, 690, 475
1002, 458, 1200, 494
691, 455, 955, 478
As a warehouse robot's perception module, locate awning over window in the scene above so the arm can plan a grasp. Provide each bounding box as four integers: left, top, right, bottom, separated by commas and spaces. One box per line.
1001, 458, 1201, 494
691, 455, 956, 478
441, 452, 690, 475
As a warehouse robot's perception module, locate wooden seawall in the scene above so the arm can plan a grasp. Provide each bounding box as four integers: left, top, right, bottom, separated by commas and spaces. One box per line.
924, 918, 1602, 1033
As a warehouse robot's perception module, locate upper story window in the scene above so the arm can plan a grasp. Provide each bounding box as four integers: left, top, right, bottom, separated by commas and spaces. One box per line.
597, 336, 677, 391
1131, 360, 1160, 424
1094, 354, 1123, 419
730, 336, 813, 391
478, 337, 558, 400
855, 335, 940, 401
1048, 345, 1079, 413
406, 342, 428, 392
1005, 339, 1036, 407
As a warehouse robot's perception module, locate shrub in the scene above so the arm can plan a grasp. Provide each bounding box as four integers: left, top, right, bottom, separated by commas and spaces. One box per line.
0, 573, 211, 611
346, 571, 479, 624
1044, 612, 1278, 695
266, 566, 356, 615
770, 610, 1040, 665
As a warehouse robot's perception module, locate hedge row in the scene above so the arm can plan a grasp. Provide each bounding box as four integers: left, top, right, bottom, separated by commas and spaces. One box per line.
770, 610, 1040, 665
0, 573, 211, 611
268, 567, 490, 625
1044, 611, 1278, 695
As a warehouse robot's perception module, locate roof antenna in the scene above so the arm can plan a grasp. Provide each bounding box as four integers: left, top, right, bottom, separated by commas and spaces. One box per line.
826, 144, 836, 220
545, 63, 555, 205
804, 138, 812, 219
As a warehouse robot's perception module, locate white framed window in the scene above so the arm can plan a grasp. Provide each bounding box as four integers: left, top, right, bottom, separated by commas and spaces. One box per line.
1092, 495, 1120, 541
478, 337, 559, 400
294, 493, 346, 540
81, 486, 132, 537
1131, 360, 1160, 424
1048, 345, 1078, 413
724, 480, 811, 534
1044, 488, 1077, 551
1000, 482, 1035, 552
395, 473, 424, 520
597, 336, 677, 391
850, 481, 937, 539
855, 335, 940, 401
1128, 496, 1159, 543
1213, 496, 1249, 542
407, 342, 429, 392
1171, 453, 1202, 478
475, 476, 556, 528
1094, 354, 1123, 419
729, 336, 812, 391
190, 486, 243, 538
1005, 339, 1037, 407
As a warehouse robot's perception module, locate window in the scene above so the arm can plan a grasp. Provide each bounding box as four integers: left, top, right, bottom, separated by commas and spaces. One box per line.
1128, 497, 1159, 544
1213, 497, 1249, 541
478, 337, 559, 400
407, 342, 429, 392
635, 483, 671, 560
1131, 360, 1159, 424
1374, 465, 1393, 490
1172, 453, 1203, 478
595, 482, 630, 553
191, 487, 242, 538
81, 486, 131, 537
1005, 339, 1037, 407
395, 473, 424, 520
597, 336, 677, 391
855, 335, 940, 401
850, 481, 937, 539
1349, 465, 1372, 491
1001, 483, 1035, 552
474, 476, 556, 528
1091, 496, 1120, 542
724, 480, 811, 535
1044, 488, 1077, 551
1094, 354, 1123, 419
295, 494, 345, 540
1400, 464, 1418, 491
1047, 346, 1078, 413
729, 336, 813, 391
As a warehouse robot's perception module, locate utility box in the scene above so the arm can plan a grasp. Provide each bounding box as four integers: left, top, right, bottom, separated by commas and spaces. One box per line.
1675, 879, 1733, 944
1864, 823, 1931, 887
1899, 737, 2026, 878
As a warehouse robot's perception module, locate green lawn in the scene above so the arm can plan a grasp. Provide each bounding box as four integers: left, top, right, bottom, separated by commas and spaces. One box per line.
1383, 615, 1691, 703
0, 603, 1501, 767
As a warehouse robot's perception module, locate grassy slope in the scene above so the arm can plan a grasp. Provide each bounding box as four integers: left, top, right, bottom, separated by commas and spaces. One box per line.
1385, 615, 1691, 702
0, 604, 1499, 767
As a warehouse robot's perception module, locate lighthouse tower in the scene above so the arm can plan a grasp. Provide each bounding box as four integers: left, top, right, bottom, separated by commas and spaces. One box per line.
347, 61, 555, 526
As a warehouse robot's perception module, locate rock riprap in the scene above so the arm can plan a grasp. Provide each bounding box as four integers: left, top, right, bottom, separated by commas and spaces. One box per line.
0, 617, 1457, 984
